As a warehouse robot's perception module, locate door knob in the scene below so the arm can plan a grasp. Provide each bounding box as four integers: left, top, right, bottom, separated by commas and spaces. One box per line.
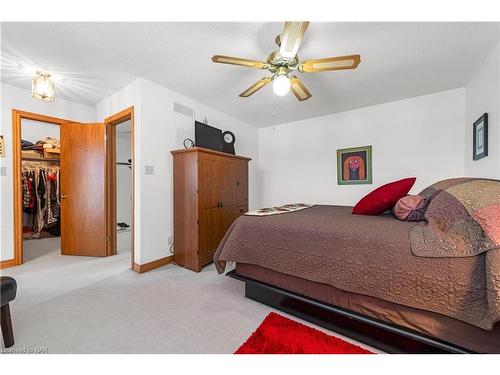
61, 194, 68, 199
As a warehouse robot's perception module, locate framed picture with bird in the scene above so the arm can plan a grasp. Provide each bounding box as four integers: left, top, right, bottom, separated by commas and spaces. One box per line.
337, 146, 372, 185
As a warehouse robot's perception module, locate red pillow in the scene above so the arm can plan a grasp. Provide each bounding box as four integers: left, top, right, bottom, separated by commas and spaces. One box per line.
352, 177, 416, 215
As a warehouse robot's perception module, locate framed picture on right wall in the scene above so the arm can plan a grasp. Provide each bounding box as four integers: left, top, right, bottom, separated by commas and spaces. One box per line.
473, 113, 488, 161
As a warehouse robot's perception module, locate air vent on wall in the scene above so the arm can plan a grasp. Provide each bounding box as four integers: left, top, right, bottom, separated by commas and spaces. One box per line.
173, 102, 194, 118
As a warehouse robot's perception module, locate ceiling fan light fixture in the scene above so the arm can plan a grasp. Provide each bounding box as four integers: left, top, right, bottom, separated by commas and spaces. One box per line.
32, 70, 55, 101
273, 74, 291, 96
211, 22, 360, 102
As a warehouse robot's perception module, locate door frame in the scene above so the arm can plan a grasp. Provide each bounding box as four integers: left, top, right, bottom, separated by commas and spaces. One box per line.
104, 107, 135, 270
9, 108, 136, 269
11, 110, 74, 266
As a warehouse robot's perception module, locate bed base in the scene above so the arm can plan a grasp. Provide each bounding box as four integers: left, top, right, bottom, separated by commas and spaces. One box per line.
227, 270, 473, 354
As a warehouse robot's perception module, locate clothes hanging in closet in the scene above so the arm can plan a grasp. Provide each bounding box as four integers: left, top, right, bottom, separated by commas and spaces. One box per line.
22, 161, 61, 238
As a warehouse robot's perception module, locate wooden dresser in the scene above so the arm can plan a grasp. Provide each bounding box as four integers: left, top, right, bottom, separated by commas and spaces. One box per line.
171, 147, 251, 272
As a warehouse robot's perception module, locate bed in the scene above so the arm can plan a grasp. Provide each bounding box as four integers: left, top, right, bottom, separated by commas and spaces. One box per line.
213, 198, 500, 353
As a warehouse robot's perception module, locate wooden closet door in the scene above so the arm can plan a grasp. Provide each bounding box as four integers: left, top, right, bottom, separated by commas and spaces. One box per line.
60, 123, 107, 257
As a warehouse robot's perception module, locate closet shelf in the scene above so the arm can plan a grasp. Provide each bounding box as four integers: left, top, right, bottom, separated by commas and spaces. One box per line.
22, 156, 60, 162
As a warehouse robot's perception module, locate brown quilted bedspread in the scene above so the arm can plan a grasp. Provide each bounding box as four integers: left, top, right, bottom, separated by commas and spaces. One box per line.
213, 205, 500, 330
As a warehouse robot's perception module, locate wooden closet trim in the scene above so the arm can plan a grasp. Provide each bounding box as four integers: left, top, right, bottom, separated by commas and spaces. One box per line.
104, 107, 136, 271
10, 110, 74, 268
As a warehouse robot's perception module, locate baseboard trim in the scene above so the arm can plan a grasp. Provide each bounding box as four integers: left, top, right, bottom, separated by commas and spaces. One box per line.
133, 255, 173, 273
0, 259, 16, 269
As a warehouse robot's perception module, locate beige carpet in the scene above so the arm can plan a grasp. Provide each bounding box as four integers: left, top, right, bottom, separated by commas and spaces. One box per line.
1, 237, 378, 353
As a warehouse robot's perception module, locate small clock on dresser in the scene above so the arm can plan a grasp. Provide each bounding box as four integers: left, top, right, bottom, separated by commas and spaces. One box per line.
183, 138, 194, 149
222, 131, 235, 155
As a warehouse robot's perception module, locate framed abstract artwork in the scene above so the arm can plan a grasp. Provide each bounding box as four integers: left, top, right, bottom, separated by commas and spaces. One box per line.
337, 145, 372, 185
473, 113, 488, 161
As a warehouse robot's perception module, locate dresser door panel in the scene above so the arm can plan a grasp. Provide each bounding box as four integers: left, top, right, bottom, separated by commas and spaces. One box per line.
198, 155, 220, 209
198, 207, 224, 265
235, 160, 248, 206
219, 158, 236, 207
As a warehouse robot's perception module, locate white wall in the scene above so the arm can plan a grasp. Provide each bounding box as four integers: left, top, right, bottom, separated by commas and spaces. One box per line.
95, 78, 259, 264
258, 89, 466, 207
0, 83, 94, 261
138, 78, 259, 264
465, 43, 500, 179
21, 119, 60, 143
94, 78, 142, 263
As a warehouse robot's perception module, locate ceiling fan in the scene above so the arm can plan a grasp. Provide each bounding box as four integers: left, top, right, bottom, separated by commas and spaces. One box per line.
211, 22, 361, 101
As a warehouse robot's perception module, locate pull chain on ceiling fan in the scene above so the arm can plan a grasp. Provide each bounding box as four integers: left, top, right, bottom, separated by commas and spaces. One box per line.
211, 22, 361, 101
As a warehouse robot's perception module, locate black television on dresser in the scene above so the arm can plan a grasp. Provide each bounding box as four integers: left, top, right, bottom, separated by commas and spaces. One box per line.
194, 121, 223, 152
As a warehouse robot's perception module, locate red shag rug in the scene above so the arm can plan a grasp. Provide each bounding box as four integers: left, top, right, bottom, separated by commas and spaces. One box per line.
235, 312, 374, 354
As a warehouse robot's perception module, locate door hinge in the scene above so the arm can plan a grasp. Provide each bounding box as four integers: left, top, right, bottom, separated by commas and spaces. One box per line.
197, 219, 199, 225
104, 134, 108, 141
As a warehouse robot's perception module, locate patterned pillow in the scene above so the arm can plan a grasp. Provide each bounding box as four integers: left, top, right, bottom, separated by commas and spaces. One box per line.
392, 195, 429, 221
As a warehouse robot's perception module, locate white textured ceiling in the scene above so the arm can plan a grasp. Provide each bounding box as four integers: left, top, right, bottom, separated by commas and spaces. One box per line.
2, 22, 499, 127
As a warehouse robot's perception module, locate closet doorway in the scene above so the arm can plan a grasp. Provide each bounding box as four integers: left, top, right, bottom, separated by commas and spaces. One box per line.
18, 117, 62, 263
11, 108, 135, 269
104, 107, 135, 268
13, 111, 69, 265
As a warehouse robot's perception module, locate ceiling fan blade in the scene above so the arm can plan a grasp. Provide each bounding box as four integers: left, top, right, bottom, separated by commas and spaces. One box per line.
239, 77, 273, 97
279, 21, 310, 59
212, 55, 269, 69
289, 76, 311, 101
299, 54, 361, 73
